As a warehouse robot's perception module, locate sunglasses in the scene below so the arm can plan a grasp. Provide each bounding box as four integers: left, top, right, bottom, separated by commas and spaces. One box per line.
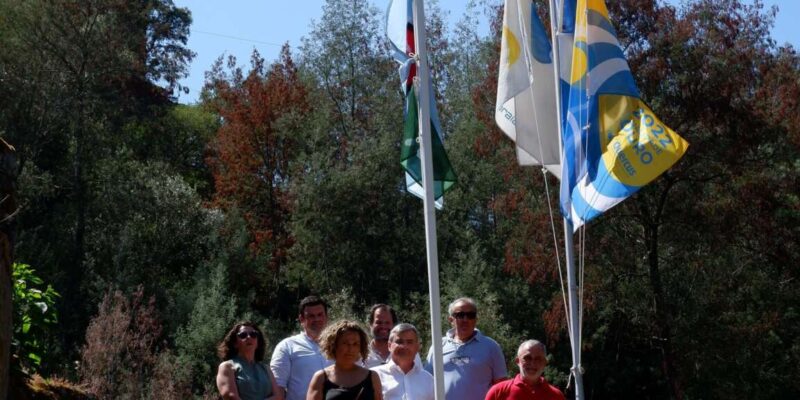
452, 311, 477, 320
237, 331, 260, 339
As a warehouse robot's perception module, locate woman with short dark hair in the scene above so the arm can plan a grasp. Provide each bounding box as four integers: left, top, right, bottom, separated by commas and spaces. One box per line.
216, 321, 284, 400
306, 320, 383, 400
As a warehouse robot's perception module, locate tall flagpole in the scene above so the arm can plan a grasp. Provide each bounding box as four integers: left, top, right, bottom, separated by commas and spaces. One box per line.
547, 0, 584, 398
411, 1, 446, 400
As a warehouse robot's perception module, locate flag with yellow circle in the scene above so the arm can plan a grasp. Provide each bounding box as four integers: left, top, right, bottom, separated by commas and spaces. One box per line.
495, 0, 561, 176
559, 0, 689, 229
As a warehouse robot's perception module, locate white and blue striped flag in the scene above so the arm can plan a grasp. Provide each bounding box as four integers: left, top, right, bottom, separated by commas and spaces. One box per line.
559, 0, 689, 229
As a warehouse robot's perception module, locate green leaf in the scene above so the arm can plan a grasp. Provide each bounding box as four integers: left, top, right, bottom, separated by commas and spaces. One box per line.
27, 352, 42, 366
34, 301, 48, 313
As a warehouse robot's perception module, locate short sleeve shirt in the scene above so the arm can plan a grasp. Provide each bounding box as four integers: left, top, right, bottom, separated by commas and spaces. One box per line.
270, 332, 333, 400
484, 374, 565, 400
425, 329, 507, 400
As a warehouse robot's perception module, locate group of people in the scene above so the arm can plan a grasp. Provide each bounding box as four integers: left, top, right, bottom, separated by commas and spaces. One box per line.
216, 296, 565, 400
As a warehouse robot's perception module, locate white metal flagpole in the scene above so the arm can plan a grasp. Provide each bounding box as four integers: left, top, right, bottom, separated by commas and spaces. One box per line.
411, 1, 446, 400
547, 0, 585, 398
563, 219, 584, 400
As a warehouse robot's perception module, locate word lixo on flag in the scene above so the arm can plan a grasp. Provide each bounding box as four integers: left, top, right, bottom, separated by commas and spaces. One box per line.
558, 0, 689, 229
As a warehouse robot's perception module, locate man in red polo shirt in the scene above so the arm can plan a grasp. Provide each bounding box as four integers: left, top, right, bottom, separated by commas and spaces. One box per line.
485, 340, 565, 400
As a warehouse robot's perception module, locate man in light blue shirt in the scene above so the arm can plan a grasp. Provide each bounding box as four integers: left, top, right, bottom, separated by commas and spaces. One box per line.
270, 295, 333, 400
426, 297, 507, 400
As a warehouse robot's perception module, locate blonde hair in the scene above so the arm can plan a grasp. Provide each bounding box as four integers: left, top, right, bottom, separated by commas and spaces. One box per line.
318, 320, 369, 361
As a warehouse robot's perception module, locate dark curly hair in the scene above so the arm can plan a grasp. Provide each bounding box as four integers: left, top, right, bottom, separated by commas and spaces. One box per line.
318, 320, 369, 361
217, 321, 267, 362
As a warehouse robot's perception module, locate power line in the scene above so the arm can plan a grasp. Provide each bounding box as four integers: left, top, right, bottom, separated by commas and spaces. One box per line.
191, 29, 287, 47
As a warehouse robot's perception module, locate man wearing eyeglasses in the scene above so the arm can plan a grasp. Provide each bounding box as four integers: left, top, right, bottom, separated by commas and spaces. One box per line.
425, 297, 507, 400
270, 295, 333, 400
372, 323, 434, 400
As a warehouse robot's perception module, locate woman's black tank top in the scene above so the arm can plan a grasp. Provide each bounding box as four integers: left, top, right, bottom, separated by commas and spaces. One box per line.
322, 370, 376, 400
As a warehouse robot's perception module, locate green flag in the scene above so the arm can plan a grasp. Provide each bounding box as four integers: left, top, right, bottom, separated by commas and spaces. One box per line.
400, 85, 457, 208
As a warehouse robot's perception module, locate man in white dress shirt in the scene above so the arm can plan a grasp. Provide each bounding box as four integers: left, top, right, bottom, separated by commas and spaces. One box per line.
270, 295, 333, 400
372, 323, 434, 400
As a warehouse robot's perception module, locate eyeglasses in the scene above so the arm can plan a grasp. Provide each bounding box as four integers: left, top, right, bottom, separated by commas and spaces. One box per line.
452, 311, 477, 320
237, 331, 260, 339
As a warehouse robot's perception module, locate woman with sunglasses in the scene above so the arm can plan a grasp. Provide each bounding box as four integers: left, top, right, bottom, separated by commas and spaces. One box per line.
307, 320, 383, 400
217, 321, 284, 400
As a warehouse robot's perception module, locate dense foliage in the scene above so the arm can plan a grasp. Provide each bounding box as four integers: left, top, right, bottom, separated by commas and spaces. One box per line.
1, 0, 798, 398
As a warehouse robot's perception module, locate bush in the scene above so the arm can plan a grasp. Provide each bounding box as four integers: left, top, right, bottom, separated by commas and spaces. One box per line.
79, 286, 181, 399
11, 262, 59, 374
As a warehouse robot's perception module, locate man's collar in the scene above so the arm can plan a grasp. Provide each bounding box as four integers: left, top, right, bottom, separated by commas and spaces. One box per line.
301, 331, 319, 344
386, 358, 420, 374
513, 374, 546, 388
446, 328, 481, 343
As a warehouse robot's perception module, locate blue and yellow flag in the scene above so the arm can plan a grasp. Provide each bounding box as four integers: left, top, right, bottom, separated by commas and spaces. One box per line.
560, 0, 688, 229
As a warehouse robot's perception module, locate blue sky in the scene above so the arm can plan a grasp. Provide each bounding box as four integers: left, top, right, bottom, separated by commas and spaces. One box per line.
173, 0, 477, 103
174, 0, 798, 104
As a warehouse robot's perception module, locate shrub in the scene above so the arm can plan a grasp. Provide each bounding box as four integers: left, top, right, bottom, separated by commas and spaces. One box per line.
79, 286, 178, 399
11, 262, 59, 374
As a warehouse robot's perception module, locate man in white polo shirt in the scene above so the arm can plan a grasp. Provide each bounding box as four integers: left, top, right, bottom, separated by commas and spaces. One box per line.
372, 323, 434, 400
270, 295, 333, 400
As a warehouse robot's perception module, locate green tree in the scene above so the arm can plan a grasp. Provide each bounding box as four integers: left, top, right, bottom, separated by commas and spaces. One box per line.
0, 0, 195, 358
123, 104, 218, 197
175, 262, 237, 397
84, 157, 219, 302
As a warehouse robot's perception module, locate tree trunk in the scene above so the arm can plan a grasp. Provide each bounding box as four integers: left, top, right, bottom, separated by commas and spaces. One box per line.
0, 138, 19, 400
645, 223, 683, 400
62, 88, 88, 352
